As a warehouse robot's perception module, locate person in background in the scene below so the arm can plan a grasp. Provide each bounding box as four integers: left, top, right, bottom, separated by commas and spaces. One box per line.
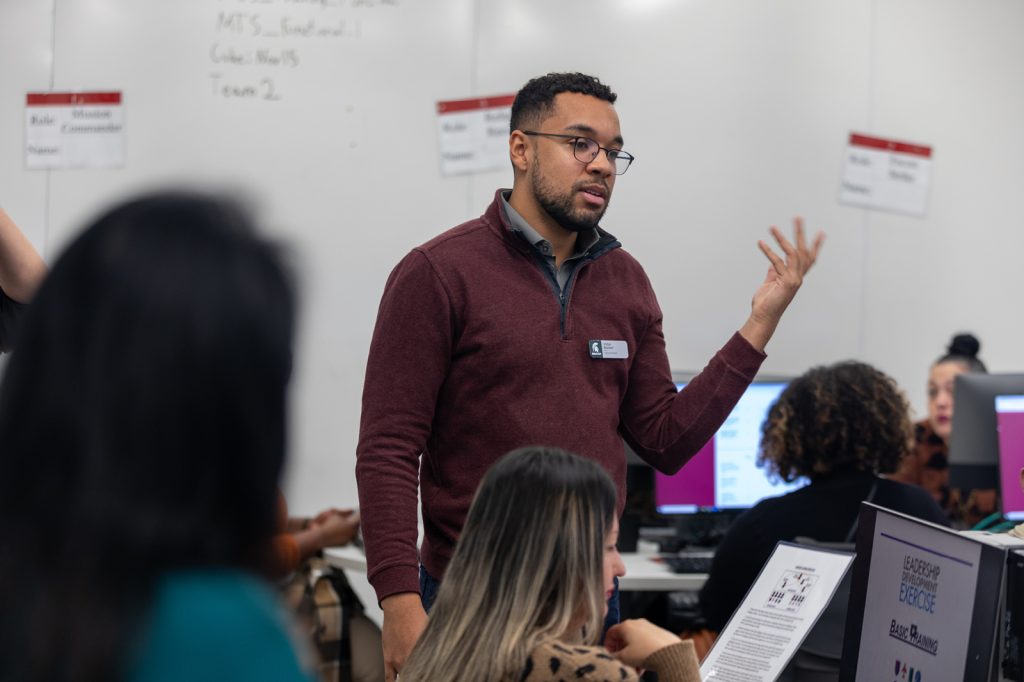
401, 446, 702, 682
269, 492, 361, 578
0, 206, 47, 351
271, 494, 384, 682
890, 333, 997, 526
698, 361, 949, 636
0, 192, 311, 682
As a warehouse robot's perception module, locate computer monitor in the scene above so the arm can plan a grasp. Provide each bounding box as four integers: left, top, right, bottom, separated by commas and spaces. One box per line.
654, 378, 807, 514
840, 502, 1006, 681
996, 394, 1024, 522
949, 373, 1024, 491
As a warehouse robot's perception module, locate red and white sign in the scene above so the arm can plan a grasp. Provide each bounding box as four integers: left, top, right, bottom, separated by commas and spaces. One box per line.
436, 94, 513, 176
25, 91, 124, 169
838, 133, 932, 217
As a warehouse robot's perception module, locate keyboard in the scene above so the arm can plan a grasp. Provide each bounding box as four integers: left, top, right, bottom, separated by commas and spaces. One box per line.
662, 552, 714, 574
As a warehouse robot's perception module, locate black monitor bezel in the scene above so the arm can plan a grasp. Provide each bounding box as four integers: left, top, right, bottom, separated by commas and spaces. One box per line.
949, 373, 1024, 491
839, 502, 1005, 681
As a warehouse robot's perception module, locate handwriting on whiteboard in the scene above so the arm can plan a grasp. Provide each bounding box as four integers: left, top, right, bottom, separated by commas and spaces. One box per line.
207, 0, 399, 102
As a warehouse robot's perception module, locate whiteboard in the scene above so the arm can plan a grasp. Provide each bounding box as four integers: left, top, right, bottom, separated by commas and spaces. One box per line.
2, 0, 1023, 512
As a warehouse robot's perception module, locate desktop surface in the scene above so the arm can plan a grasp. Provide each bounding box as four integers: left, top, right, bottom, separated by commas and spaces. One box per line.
660, 550, 715, 574
323, 545, 708, 598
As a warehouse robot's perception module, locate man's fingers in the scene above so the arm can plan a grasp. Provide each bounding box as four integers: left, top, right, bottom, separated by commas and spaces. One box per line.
809, 231, 825, 264
769, 226, 797, 258
793, 216, 806, 253
758, 240, 786, 274
792, 216, 826, 273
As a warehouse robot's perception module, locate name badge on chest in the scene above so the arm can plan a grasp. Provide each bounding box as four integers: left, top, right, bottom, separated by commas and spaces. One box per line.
588, 339, 629, 359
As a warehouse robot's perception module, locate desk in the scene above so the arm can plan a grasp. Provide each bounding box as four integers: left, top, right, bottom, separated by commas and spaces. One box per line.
620, 553, 707, 592
324, 547, 707, 629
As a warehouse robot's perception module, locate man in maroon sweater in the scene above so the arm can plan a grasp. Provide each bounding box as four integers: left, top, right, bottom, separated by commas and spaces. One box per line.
355, 72, 823, 679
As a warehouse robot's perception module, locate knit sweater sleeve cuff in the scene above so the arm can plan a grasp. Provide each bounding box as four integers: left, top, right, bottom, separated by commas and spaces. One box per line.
369, 564, 422, 606
721, 331, 767, 379
642, 640, 702, 682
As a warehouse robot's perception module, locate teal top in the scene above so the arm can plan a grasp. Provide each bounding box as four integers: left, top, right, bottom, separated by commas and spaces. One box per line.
126, 570, 313, 682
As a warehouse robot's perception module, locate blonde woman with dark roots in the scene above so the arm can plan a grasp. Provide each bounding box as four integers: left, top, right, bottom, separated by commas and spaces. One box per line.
401, 447, 700, 682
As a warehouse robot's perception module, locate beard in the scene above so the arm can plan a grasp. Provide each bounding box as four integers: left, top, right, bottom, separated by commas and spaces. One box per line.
530, 160, 610, 233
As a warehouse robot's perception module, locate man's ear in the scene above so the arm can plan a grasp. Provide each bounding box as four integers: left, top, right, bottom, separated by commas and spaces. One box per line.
509, 130, 530, 174
1019, 466, 1024, 492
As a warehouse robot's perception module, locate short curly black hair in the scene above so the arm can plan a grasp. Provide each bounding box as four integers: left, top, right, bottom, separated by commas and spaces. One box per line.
510, 72, 617, 134
758, 361, 913, 482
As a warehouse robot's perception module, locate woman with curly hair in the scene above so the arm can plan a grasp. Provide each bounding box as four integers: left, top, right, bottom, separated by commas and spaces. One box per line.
697, 361, 949, 633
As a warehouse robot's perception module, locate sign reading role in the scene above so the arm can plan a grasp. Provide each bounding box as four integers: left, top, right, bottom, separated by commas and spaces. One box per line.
838, 133, 932, 217
25, 91, 124, 169
436, 94, 513, 176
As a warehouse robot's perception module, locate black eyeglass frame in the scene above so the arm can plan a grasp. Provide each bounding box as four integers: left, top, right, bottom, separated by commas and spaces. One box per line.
520, 130, 635, 175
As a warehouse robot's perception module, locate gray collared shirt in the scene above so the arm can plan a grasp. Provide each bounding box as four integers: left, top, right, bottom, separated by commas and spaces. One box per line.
500, 190, 599, 293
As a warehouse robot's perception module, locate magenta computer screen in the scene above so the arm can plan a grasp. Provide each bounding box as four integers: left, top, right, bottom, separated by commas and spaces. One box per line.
654, 381, 806, 513
996, 394, 1024, 521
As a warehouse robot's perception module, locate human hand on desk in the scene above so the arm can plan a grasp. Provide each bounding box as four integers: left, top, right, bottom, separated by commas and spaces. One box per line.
289, 507, 360, 561
310, 508, 360, 547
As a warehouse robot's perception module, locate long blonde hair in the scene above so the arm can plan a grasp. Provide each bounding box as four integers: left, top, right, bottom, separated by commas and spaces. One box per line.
401, 446, 617, 682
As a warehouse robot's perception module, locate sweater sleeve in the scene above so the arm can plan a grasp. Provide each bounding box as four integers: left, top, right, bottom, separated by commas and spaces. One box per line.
642, 640, 703, 682
620, 321, 766, 474
355, 249, 454, 603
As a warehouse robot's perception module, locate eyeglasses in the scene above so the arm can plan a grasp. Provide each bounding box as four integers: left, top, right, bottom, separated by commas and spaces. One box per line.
521, 131, 635, 175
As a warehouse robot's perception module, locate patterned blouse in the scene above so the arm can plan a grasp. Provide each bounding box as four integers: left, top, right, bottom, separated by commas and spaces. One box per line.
521, 640, 700, 682
890, 419, 997, 527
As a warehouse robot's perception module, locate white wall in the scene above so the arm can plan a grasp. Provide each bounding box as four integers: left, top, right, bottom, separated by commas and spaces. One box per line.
1, 0, 1022, 513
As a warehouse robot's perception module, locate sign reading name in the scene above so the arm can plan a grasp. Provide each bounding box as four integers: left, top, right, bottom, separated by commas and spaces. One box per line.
25, 91, 124, 169
838, 133, 932, 217
436, 94, 513, 176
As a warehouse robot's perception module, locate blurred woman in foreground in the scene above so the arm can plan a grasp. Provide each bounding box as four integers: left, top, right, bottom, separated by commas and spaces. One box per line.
0, 192, 310, 681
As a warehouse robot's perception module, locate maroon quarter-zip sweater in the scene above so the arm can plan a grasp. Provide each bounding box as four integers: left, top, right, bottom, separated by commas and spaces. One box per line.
356, 190, 765, 603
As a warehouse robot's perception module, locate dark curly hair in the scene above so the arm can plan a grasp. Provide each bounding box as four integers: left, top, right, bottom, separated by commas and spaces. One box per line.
510, 72, 617, 134
758, 361, 913, 482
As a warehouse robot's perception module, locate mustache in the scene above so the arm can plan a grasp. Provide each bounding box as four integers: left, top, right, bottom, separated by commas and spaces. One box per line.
573, 180, 610, 196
